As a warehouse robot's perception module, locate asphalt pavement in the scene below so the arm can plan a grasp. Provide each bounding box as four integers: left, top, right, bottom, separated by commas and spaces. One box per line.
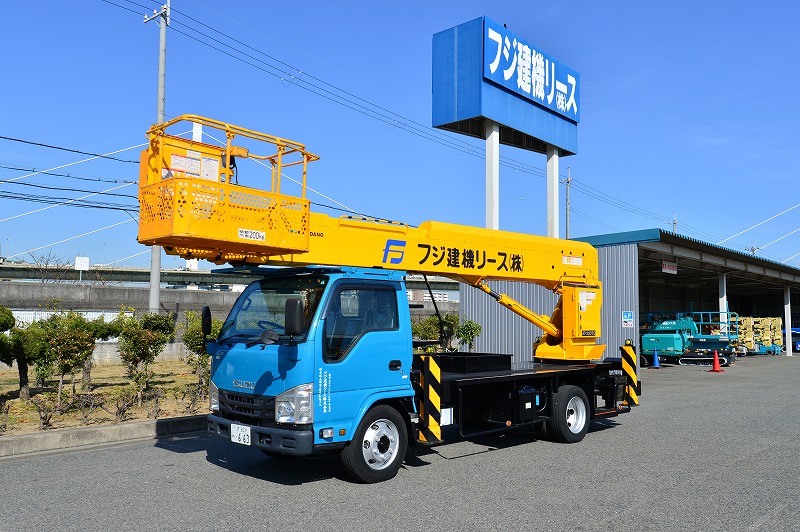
0, 354, 798, 531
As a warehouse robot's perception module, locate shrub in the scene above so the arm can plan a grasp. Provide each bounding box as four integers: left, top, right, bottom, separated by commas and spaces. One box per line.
412, 313, 460, 350
182, 311, 223, 394
456, 319, 482, 352
115, 313, 175, 405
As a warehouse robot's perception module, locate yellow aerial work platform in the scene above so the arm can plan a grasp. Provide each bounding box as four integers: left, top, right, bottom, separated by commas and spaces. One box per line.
138, 114, 319, 263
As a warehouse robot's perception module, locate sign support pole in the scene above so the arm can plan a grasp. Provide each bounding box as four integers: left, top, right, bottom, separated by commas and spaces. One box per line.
547, 144, 559, 238
485, 119, 500, 230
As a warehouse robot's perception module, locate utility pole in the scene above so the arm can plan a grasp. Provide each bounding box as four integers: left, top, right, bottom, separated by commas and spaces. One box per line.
565, 167, 572, 239
672, 213, 677, 233
144, 1, 170, 313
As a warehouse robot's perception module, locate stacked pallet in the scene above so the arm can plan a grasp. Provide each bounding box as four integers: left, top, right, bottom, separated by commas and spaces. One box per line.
768, 317, 784, 350
738, 317, 783, 352
738, 316, 755, 350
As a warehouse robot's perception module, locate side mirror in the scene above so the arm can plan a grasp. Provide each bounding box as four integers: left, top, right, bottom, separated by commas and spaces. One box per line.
201, 306, 212, 337
285, 298, 305, 337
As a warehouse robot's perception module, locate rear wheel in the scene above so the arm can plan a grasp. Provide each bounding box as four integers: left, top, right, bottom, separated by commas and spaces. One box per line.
547, 385, 589, 443
341, 405, 407, 483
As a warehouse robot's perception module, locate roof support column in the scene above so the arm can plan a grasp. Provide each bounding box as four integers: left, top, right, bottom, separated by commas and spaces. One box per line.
719, 273, 728, 332
785, 286, 793, 357
485, 120, 500, 230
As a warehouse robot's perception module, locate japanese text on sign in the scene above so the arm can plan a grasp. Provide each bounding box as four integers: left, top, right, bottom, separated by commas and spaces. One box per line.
417, 244, 524, 272
483, 18, 580, 122
238, 228, 266, 242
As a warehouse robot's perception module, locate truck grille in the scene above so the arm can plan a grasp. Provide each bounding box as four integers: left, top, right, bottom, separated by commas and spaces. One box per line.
219, 390, 275, 427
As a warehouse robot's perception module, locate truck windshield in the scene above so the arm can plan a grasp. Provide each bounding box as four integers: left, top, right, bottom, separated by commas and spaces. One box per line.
218, 274, 328, 343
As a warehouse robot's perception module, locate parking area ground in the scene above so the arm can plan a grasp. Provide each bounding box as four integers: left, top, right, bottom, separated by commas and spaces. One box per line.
1, 354, 797, 531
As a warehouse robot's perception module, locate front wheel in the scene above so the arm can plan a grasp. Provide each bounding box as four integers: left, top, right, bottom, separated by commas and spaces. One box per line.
341, 405, 407, 483
547, 385, 590, 443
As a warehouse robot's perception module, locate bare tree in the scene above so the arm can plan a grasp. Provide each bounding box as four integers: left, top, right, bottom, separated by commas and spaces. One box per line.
28, 251, 73, 284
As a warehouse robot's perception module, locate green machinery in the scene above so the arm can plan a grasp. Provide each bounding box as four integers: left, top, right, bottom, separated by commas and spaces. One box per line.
640, 312, 740, 367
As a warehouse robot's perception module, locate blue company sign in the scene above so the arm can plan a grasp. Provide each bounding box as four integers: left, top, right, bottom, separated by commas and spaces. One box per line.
483, 18, 580, 123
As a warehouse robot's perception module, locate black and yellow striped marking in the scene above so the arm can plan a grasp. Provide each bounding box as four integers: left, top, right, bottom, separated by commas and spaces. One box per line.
620, 345, 640, 406
416, 355, 443, 443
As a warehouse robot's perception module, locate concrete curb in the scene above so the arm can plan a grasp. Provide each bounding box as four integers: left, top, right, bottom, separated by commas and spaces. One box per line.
0, 415, 207, 458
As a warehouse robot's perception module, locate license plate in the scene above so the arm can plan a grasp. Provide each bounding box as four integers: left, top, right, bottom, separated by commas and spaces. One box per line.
230, 423, 251, 446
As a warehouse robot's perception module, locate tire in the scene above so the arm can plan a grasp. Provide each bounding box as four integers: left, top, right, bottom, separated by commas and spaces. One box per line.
547, 385, 590, 443
341, 405, 407, 483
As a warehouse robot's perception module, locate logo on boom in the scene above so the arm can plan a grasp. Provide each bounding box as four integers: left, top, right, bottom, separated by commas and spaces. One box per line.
382, 239, 406, 265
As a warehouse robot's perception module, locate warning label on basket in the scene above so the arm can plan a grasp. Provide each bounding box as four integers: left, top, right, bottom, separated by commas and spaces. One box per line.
238, 228, 266, 241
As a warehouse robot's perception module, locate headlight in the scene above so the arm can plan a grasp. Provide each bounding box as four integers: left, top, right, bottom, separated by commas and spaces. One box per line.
209, 379, 219, 412
275, 383, 314, 424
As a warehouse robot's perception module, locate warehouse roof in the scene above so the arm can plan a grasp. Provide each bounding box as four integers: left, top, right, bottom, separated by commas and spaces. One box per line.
577, 228, 800, 292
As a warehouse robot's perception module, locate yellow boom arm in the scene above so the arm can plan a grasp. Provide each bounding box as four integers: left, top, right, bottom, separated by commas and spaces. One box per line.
137, 115, 605, 361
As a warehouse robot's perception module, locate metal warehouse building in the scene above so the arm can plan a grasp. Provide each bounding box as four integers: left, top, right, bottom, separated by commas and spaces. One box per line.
461, 228, 800, 363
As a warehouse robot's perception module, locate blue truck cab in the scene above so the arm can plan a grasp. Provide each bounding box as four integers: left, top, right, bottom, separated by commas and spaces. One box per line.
206, 266, 416, 478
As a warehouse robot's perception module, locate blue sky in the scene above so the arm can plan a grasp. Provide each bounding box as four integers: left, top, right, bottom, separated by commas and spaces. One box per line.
1, 1, 799, 270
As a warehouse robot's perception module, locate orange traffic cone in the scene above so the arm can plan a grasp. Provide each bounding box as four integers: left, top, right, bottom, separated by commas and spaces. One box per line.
708, 350, 725, 373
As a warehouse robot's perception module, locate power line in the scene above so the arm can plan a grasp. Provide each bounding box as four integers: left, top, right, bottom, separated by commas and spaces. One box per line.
0, 191, 137, 213
6, 219, 138, 260
0, 183, 137, 222
717, 202, 800, 244
96, 249, 150, 267
0, 179, 138, 199
199, 128, 368, 218
3, 142, 148, 184
99, 0, 145, 15
569, 208, 622, 233
0, 134, 139, 164
0, 163, 136, 185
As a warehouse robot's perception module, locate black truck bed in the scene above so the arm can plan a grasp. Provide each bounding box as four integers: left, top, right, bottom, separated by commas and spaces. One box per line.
441, 360, 608, 386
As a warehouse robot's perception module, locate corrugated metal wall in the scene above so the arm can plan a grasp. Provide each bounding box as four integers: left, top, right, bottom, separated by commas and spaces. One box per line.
460, 281, 558, 363
597, 244, 640, 356
460, 243, 640, 363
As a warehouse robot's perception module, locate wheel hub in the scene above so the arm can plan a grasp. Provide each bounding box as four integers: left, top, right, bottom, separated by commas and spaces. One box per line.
361, 420, 399, 470
565, 396, 587, 434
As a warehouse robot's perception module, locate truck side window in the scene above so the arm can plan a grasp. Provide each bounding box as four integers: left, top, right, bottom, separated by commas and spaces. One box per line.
323, 289, 360, 360
323, 287, 397, 361
363, 289, 397, 331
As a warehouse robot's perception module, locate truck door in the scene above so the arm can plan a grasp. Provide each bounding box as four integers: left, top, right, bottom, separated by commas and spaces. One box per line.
314, 282, 411, 435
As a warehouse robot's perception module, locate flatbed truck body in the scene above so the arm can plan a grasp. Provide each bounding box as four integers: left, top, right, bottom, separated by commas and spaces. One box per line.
204, 266, 631, 481
135, 115, 637, 482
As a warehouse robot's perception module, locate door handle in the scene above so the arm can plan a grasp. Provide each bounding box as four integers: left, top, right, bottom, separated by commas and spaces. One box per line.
389, 360, 401, 371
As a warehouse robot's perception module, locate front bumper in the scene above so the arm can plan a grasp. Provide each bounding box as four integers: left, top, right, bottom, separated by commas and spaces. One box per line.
207, 414, 314, 455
